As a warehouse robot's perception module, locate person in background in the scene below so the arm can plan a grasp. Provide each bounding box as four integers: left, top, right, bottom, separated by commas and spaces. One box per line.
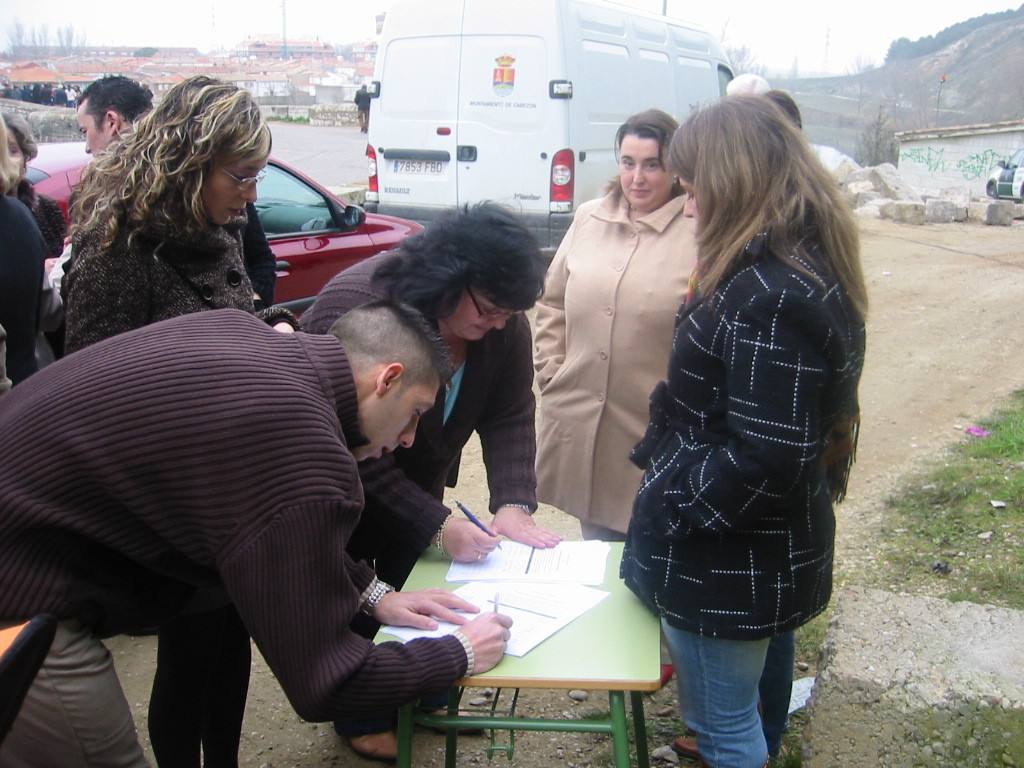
726, 72, 771, 96
75, 75, 154, 156
0, 305, 514, 768
64, 75, 296, 768
0, 116, 46, 387
534, 108, 697, 542
2, 112, 66, 366
303, 203, 561, 762
355, 84, 371, 133
3, 112, 66, 257
622, 96, 867, 768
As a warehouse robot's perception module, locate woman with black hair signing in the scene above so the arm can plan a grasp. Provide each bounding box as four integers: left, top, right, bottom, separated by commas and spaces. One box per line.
622, 96, 867, 767
302, 202, 561, 761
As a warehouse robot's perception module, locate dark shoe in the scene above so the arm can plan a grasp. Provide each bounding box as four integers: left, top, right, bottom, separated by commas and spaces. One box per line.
671, 735, 701, 760
660, 663, 675, 687
347, 731, 398, 763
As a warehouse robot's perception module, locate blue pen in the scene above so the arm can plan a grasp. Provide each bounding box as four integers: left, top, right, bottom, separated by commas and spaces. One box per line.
455, 500, 502, 550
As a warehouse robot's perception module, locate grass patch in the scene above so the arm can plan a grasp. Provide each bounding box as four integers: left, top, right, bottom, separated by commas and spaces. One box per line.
867, 389, 1024, 610
266, 115, 310, 124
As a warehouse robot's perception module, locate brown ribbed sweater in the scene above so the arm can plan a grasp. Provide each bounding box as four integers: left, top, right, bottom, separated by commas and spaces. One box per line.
0, 309, 467, 721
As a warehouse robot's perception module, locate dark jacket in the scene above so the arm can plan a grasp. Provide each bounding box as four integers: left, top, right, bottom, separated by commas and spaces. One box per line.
0, 196, 45, 385
622, 234, 866, 640
65, 221, 255, 353
302, 252, 538, 582
16, 180, 66, 258
243, 202, 276, 306
0, 310, 468, 720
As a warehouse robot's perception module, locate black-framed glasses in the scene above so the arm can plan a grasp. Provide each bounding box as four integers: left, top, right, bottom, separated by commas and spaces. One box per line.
220, 167, 267, 188
466, 286, 515, 321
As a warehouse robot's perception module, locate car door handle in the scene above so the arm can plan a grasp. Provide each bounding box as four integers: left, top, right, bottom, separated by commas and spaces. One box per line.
275, 260, 291, 270
457, 146, 477, 162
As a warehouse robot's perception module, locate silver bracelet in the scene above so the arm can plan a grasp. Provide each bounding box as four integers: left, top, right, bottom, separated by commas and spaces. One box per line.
434, 512, 455, 553
359, 577, 395, 616
452, 628, 476, 675
501, 503, 534, 514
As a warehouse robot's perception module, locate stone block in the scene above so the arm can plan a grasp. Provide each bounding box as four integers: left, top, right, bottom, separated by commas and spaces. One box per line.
803, 588, 1024, 768
924, 199, 957, 223
846, 163, 922, 203
880, 200, 925, 225
969, 201, 1015, 226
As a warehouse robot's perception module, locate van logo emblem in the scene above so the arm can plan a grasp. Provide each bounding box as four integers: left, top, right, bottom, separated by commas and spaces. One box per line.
493, 55, 516, 96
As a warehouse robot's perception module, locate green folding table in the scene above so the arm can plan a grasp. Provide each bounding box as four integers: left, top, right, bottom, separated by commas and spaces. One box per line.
376, 542, 661, 767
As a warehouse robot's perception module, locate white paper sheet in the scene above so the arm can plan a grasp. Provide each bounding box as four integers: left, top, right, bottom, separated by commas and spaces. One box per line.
380, 581, 610, 657
445, 541, 610, 585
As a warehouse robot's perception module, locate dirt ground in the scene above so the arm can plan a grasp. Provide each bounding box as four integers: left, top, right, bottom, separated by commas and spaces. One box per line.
107, 217, 1024, 766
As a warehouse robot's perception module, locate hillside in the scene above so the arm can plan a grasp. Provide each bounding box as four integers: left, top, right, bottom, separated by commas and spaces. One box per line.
772, 6, 1024, 159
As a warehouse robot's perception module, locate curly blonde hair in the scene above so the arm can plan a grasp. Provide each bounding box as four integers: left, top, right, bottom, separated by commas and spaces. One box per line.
72, 75, 271, 249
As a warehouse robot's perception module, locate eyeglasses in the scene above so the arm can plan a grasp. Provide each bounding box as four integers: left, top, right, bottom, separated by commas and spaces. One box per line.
220, 167, 267, 188
466, 286, 516, 321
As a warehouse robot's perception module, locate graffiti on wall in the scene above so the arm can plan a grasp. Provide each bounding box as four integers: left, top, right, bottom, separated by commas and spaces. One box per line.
956, 149, 1002, 181
901, 145, 1005, 180
902, 146, 946, 172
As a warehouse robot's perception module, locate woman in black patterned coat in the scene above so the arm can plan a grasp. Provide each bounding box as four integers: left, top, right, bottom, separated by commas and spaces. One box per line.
622, 96, 867, 768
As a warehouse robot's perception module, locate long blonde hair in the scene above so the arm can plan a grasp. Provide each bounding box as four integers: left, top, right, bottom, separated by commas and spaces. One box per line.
0, 119, 21, 195
671, 96, 867, 319
72, 75, 271, 250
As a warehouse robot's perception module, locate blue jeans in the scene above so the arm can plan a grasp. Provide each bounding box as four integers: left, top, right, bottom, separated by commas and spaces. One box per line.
662, 620, 770, 768
759, 632, 795, 757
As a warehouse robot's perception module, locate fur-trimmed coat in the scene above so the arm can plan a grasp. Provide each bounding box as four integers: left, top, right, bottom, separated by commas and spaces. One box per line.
622, 233, 866, 640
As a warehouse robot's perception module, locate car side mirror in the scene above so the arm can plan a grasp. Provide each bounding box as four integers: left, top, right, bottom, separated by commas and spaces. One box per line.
341, 204, 366, 230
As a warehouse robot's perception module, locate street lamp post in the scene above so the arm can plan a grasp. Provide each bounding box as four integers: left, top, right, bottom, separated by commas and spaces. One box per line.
934, 74, 947, 123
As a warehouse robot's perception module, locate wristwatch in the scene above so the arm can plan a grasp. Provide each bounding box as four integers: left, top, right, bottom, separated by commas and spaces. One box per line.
361, 578, 395, 616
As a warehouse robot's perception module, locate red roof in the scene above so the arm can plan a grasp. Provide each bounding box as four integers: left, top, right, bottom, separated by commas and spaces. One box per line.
9, 64, 65, 83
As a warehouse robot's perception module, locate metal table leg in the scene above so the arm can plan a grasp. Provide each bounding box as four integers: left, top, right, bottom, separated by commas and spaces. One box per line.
608, 690, 631, 767
630, 691, 650, 768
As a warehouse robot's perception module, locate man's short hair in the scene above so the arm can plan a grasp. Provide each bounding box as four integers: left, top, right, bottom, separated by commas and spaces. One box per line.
80, 76, 153, 123
328, 301, 452, 388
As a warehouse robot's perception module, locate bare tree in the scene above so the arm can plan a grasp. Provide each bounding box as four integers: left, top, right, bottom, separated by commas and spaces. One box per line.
30, 23, 50, 51
848, 55, 876, 75
7, 19, 26, 56
856, 106, 898, 166
724, 44, 765, 76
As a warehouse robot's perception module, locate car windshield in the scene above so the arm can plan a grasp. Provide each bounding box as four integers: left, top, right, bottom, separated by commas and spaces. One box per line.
26, 167, 50, 184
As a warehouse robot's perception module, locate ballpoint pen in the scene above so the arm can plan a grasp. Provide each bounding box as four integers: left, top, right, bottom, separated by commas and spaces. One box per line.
455, 500, 502, 550
494, 592, 500, 614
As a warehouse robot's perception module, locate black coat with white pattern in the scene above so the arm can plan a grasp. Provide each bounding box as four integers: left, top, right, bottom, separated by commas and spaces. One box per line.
621, 234, 865, 640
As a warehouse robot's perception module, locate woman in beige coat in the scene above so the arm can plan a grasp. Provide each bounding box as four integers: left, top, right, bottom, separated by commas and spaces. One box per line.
534, 109, 698, 539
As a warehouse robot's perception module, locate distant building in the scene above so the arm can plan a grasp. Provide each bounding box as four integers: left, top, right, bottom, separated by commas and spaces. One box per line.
237, 37, 334, 60
896, 120, 1024, 198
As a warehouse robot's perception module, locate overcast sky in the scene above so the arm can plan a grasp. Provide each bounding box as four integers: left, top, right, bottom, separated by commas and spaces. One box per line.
5, 0, 1018, 76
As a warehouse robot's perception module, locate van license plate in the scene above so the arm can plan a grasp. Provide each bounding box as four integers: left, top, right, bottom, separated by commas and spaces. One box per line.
392, 160, 446, 176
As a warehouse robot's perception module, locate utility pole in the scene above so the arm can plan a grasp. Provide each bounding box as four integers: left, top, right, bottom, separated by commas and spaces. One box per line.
281, 0, 289, 59
935, 74, 947, 123
662, 0, 668, 15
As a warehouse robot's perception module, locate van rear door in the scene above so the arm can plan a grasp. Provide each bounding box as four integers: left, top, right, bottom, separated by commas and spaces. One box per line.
453, 27, 559, 219
372, 3, 464, 213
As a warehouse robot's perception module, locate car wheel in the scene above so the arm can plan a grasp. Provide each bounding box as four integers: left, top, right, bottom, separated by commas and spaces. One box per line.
986, 180, 997, 198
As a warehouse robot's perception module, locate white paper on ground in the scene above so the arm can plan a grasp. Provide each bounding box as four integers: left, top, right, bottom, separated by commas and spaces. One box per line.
380, 581, 610, 657
445, 540, 610, 585
789, 675, 815, 714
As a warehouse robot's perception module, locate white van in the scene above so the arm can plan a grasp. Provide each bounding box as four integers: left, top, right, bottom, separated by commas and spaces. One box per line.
363, 0, 732, 247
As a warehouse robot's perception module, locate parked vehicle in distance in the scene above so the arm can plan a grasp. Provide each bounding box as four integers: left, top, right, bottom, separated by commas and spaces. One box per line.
27, 143, 423, 311
364, 0, 732, 247
986, 148, 1024, 202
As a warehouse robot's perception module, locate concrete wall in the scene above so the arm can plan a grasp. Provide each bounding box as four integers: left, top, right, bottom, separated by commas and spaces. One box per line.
897, 128, 1024, 198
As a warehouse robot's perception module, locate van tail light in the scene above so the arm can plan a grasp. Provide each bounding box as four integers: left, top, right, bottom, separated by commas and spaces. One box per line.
550, 149, 574, 212
366, 144, 379, 200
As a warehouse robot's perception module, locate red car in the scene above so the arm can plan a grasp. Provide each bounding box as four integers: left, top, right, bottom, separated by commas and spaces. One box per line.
27, 143, 423, 311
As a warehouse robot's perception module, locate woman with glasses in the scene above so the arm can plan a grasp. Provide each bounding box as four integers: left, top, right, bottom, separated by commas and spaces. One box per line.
534, 108, 697, 542
622, 96, 866, 767
63, 75, 295, 768
65, 75, 292, 353
302, 203, 562, 762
